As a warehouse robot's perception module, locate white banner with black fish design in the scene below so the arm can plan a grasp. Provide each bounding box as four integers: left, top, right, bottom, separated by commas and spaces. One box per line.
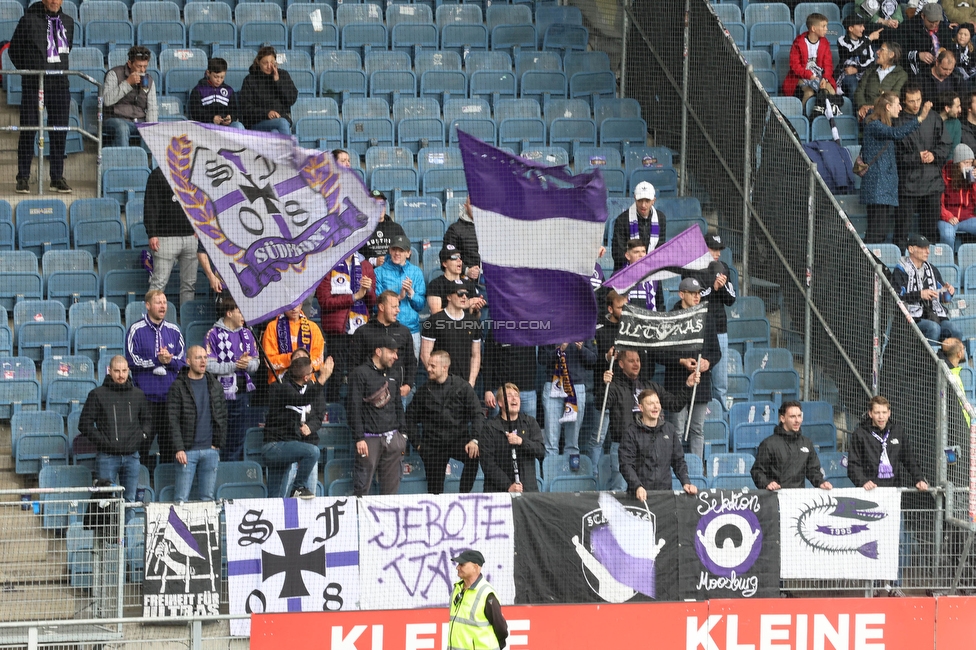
143, 502, 221, 618
225, 498, 360, 636
778, 488, 901, 580
138, 122, 384, 325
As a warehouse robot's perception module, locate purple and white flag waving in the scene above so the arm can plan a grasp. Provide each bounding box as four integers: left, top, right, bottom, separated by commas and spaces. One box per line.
138, 122, 383, 324
458, 130, 606, 345
603, 226, 712, 293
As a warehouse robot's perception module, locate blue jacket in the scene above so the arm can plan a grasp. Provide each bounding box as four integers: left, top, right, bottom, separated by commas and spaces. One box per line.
374, 257, 427, 334
860, 116, 921, 206
125, 315, 186, 402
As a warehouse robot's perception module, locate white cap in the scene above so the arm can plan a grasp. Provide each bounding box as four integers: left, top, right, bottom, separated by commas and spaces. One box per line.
634, 181, 656, 201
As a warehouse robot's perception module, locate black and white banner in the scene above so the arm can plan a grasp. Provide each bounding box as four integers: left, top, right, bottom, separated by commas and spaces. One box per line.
513, 492, 680, 604
143, 502, 221, 618
358, 494, 515, 610
678, 488, 780, 599
225, 498, 360, 636
778, 488, 901, 580
616, 303, 707, 352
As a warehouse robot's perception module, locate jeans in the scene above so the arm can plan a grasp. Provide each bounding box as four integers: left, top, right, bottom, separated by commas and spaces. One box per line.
840, 74, 859, 97
915, 317, 960, 342
542, 382, 586, 456
938, 218, 976, 251
173, 448, 219, 503
250, 117, 292, 135
96, 451, 140, 503
263, 440, 320, 496
606, 441, 627, 491
712, 332, 730, 409
278, 460, 319, 498
228, 121, 245, 130
221, 392, 252, 462
104, 118, 141, 148
668, 402, 707, 460
149, 235, 199, 308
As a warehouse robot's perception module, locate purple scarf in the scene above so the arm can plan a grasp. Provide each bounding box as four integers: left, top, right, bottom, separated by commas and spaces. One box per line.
872, 429, 894, 480
46, 15, 69, 64
275, 313, 312, 355
629, 205, 661, 250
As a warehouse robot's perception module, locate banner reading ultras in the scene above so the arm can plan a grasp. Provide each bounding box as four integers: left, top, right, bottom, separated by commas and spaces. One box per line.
138, 122, 384, 324
251, 597, 956, 650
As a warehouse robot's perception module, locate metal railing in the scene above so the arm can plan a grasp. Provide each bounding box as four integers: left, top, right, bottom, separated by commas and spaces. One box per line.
0, 69, 103, 196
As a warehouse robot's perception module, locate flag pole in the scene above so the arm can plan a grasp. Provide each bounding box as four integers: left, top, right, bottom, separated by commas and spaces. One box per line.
683, 353, 702, 443
596, 352, 616, 454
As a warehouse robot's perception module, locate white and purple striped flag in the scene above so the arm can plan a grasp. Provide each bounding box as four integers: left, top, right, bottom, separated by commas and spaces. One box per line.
603, 226, 713, 293
138, 122, 384, 324
458, 131, 607, 345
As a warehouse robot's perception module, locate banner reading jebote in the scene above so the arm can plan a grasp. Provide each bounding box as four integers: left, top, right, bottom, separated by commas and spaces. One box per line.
138, 122, 383, 324
357, 493, 515, 610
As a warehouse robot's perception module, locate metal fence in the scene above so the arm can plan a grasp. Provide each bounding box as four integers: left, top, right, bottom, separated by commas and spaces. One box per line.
570, 0, 976, 587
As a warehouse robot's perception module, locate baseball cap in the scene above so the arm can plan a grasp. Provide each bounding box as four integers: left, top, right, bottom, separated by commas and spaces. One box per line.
389, 234, 411, 251
370, 189, 387, 201
373, 334, 399, 351
634, 181, 656, 201
439, 244, 462, 262
679, 277, 702, 293
922, 2, 943, 21
842, 14, 866, 29
706, 234, 726, 250
451, 550, 485, 566
907, 234, 931, 248
446, 281, 472, 296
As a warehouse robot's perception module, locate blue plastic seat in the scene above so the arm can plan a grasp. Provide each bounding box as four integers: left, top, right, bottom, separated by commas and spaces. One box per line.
41, 355, 94, 403
727, 317, 772, 355
84, 20, 133, 56
600, 117, 647, 154
395, 196, 444, 223
749, 21, 795, 57
16, 199, 70, 258
137, 21, 185, 55
732, 422, 776, 453
235, 2, 283, 25
11, 410, 63, 461
38, 465, 89, 531
79, 0, 127, 24
744, 3, 793, 28
709, 452, 755, 478
436, 5, 482, 27
467, 51, 512, 74
536, 5, 584, 46
564, 51, 611, 78
486, 4, 531, 31
542, 23, 588, 57
42, 250, 98, 309
420, 70, 467, 107
469, 70, 516, 109
744, 347, 793, 375
402, 217, 447, 243
804, 423, 837, 451
316, 50, 362, 72
392, 22, 438, 56
630, 168, 678, 197
0, 251, 42, 311
441, 23, 488, 57
521, 147, 569, 167
240, 22, 288, 49
0, 378, 42, 420
490, 24, 536, 57
296, 116, 343, 149
320, 70, 367, 106
418, 145, 463, 176
47, 378, 97, 417
811, 115, 859, 145
291, 22, 338, 56
371, 168, 419, 205
341, 23, 388, 58
422, 168, 468, 204
287, 3, 334, 26
520, 70, 567, 106
369, 70, 417, 105
541, 453, 594, 491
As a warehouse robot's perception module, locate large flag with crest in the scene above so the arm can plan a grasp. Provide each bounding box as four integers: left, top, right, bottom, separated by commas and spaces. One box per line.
138, 122, 384, 324
457, 130, 606, 345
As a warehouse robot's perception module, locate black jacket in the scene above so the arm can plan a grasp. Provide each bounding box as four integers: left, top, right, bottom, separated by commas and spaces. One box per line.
687, 261, 736, 334
360, 219, 406, 263
480, 413, 545, 492
611, 207, 668, 272
894, 110, 951, 196
347, 360, 405, 441
78, 375, 151, 456
481, 329, 537, 398
848, 417, 926, 488
443, 218, 481, 269
238, 65, 298, 129
351, 319, 417, 389
144, 167, 195, 239
10, 2, 75, 73
187, 77, 240, 124
603, 371, 691, 443
660, 301, 721, 404
892, 14, 954, 76
751, 425, 825, 489
619, 417, 689, 492
167, 368, 228, 454
265, 377, 322, 444
405, 375, 484, 447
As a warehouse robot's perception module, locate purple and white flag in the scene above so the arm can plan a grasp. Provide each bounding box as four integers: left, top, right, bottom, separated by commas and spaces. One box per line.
458, 130, 607, 345
138, 122, 384, 324
603, 226, 712, 294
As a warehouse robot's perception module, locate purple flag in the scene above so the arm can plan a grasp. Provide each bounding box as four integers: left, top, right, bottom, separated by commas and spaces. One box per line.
164, 506, 204, 559
603, 226, 712, 293
458, 131, 607, 345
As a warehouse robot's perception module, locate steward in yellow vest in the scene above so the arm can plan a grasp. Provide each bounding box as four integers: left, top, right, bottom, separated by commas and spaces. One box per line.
448, 550, 508, 650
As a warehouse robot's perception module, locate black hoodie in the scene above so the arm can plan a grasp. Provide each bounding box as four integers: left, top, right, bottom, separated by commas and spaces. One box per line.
9, 1, 75, 74
238, 64, 298, 129
78, 374, 151, 456
619, 417, 689, 492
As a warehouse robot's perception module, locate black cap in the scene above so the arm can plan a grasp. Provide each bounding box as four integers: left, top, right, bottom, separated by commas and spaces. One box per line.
451, 550, 485, 566
842, 14, 866, 29
439, 244, 462, 263
446, 280, 473, 296
389, 234, 411, 251
907, 233, 931, 248
706, 234, 726, 250
373, 333, 399, 351
370, 189, 387, 201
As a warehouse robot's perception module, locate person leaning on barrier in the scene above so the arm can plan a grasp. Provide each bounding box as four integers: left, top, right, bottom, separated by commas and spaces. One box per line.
751, 400, 833, 491
449, 550, 508, 650
10, 0, 75, 194
848, 395, 929, 491
168, 345, 227, 504
619, 388, 698, 502
78, 355, 151, 507
891, 233, 959, 342
103, 45, 157, 148
480, 383, 545, 493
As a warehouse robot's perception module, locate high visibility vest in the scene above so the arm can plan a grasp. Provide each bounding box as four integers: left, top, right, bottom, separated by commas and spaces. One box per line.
950, 366, 972, 426
448, 578, 500, 650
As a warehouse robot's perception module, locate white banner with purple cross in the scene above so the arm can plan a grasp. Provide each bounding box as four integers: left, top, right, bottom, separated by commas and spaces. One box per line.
138, 122, 384, 324
225, 497, 360, 636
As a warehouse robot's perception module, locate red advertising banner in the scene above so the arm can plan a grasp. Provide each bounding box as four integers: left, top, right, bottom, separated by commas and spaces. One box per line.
251, 596, 976, 650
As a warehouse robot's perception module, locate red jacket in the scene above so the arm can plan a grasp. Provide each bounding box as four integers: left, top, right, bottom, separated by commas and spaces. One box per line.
783, 32, 835, 97
941, 163, 976, 223
315, 256, 377, 335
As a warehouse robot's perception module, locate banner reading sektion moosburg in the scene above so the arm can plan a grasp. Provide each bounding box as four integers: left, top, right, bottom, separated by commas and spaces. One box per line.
138, 122, 384, 324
